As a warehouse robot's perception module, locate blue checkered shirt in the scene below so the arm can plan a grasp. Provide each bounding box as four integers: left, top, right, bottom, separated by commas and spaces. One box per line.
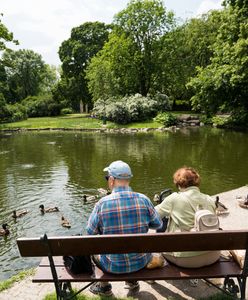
86, 186, 162, 274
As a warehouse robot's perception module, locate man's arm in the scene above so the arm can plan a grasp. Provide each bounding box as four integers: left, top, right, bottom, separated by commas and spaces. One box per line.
147, 201, 163, 229
86, 204, 101, 235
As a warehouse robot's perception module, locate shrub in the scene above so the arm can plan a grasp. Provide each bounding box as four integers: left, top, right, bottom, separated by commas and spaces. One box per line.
211, 115, 230, 127
154, 93, 172, 111
154, 112, 178, 127
92, 98, 113, 120
173, 99, 191, 111
230, 108, 248, 126
93, 94, 164, 124
126, 94, 159, 122
22, 95, 61, 117
4, 105, 26, 123
106, 102, 131, 124
4, 103, 27, 122
199, 115, 213, 125
0, 93, 27, 123
61, 107, 73, 115
0, 94, 8, 121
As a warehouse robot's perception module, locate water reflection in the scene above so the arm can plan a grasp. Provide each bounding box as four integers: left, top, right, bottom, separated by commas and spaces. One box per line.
0, 128, 248, 280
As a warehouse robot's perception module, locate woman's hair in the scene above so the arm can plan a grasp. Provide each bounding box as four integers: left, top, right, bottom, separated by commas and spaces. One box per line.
173, 167, 200, 188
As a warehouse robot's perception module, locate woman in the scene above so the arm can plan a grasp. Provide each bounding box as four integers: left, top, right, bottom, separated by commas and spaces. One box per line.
155, 166, 220, 268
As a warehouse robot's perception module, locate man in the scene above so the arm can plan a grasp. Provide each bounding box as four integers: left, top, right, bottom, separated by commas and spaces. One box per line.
87, 160, 162, 296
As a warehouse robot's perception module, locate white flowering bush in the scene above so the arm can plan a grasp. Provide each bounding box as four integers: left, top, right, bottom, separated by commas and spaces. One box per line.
93, 94, 166, 124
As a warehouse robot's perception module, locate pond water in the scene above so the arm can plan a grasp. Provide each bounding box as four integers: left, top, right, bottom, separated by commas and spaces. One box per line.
0, 127, 247, 280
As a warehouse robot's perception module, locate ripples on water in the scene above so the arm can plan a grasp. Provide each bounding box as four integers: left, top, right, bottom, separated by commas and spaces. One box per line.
0, 129, 248, 280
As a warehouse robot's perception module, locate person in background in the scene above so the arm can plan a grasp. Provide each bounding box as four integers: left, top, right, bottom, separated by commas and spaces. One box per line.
155, 166, 220, 268
87, 160, 162, 296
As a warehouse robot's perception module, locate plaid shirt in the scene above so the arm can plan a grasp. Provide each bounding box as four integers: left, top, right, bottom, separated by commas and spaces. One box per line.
86, 186, 162, 274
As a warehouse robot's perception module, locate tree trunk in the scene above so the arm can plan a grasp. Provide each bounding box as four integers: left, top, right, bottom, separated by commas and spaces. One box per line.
80, 100, 84, 113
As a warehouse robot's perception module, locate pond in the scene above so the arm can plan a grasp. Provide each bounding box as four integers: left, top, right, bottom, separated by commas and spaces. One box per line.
0, 127, 247, 280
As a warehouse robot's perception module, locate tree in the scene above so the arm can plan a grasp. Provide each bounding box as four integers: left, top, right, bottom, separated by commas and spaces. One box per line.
0, 13, 18, 51
86, 33, 139, 100
58, 22, 111, 111
0, 63, 8, 99
188, 2, 248, 122
0, 14, 18, 103
155, 9, 223, 101
113, 0, 174, 96
3, 49, 47, 102
39, 64, 59, 95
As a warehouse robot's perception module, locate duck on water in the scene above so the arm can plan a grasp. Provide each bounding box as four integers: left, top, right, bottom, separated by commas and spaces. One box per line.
39, 204, 59, 214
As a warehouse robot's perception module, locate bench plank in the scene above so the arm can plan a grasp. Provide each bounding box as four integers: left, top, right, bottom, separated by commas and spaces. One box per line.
17, 230, 248, 257
33, 259, 242, 283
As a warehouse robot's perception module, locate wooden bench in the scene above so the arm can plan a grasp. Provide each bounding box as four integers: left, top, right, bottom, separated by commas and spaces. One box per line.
17, 230, 248, 300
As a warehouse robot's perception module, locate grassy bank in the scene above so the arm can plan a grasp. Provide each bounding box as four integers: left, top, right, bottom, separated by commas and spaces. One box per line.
0, 114, 163, 130
0, 269, 35, 292
43, 292, 134, 300
0, 114, 104, 130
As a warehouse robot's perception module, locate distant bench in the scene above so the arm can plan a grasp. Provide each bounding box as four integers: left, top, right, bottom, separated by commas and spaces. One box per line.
17, 230, 248, 300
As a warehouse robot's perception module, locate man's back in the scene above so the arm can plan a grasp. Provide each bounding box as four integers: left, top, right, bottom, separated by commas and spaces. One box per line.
87, 186, 162, 273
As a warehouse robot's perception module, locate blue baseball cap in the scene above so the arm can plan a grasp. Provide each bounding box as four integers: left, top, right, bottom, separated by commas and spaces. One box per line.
103, 160, 133, 179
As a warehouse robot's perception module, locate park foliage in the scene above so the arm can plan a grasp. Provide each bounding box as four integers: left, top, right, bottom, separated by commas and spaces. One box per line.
0, 0, 247, 127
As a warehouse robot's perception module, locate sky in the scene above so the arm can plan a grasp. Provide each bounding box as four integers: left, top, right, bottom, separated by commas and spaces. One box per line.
1, 0, 222, 66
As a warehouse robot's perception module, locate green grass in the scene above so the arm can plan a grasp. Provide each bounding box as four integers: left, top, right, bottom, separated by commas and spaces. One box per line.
199, 293, 233, 300
0, 114, 105, 130
43, 291, 134, 300
0, 112, 201, 131
0, 114, 162, 130
43, 290, 231, 300
0, 269, 35, 292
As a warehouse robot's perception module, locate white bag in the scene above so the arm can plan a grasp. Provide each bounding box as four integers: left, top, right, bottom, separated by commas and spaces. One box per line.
194, 209, 220, 231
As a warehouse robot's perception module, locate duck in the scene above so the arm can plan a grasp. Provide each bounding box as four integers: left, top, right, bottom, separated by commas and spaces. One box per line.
12, 209, 28, 219
153, 194, 160, 204
238, 194, 248, 209
215, 196, 229, 215
61, 216, 71, 228
39, 204, 59, 214
97, 188, 110, 196
82, 194, 99, 204
0, 224, 10, 236
153, 188, 172, 204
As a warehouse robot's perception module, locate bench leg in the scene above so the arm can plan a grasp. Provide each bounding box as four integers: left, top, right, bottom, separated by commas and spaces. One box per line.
237, 276, 247, 300
205, 278, 239, 299
61, 282, 73, 299
223, 277, 239, 297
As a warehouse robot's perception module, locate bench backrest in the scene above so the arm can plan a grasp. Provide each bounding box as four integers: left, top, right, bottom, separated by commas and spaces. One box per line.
17, 230, 248, 257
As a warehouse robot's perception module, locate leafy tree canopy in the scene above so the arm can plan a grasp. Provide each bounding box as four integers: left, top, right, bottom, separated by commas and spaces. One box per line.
188, 2, 248, 122
57, 22, 111, 110
2, 49, 47, 102
114, 0, 174, 49
86, 0, 175, 100
86, 33, 139, 100
0, 13, 18, 51
156, 9, 223, 101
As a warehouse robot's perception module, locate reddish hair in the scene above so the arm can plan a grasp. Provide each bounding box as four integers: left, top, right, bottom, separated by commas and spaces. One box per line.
173, 167, 200, 188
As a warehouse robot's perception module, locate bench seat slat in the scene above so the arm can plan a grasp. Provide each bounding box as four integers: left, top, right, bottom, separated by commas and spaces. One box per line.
38, 256, 232, 267
33, 259, 242, 283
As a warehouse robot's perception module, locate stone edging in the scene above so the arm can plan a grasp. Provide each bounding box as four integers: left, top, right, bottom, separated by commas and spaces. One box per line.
0, 126, 188, 134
